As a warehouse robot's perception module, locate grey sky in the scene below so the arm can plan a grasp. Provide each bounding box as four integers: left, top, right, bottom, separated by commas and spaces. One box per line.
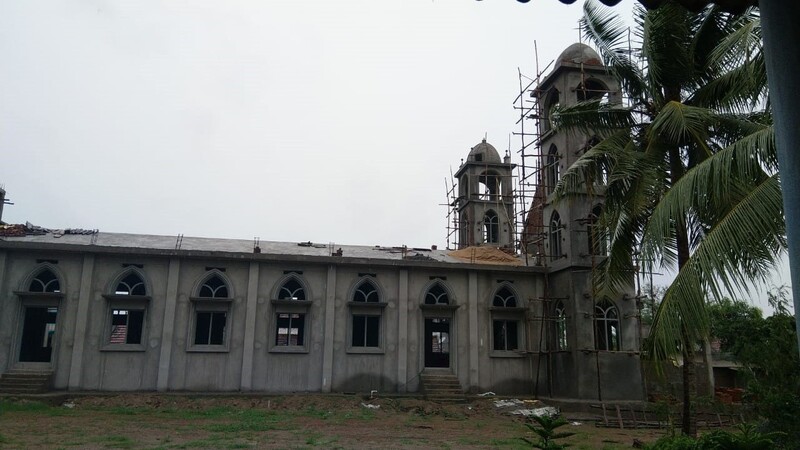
0, 0, 789, 311
1, 0, 637, 245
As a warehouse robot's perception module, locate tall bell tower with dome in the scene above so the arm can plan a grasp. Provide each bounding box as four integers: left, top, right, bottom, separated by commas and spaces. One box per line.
454, 138, 516, 249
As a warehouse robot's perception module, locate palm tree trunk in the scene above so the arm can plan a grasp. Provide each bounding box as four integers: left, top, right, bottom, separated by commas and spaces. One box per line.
667, 131, 698, 437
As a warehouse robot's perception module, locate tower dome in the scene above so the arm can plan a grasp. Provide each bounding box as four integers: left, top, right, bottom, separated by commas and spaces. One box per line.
468, 138, 501, 163
555, 43, 603, 69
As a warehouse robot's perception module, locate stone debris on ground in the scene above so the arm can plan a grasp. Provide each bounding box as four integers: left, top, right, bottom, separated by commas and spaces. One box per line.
492, 398, 560, 418
360, 402, 380, 409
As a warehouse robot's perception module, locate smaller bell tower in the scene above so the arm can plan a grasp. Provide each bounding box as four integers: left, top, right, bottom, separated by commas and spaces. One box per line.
454, 139, 516, 249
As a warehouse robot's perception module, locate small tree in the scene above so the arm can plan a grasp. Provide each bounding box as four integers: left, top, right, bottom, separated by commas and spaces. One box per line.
523, 415, 574, 450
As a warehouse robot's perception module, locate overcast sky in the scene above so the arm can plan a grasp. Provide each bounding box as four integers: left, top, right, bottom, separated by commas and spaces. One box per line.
0, 0, 790, 311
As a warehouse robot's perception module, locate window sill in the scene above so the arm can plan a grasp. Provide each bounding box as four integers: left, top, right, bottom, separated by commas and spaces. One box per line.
269, 346, 309, 354
490, 350, 527, 358
346, 347, 385, 355
186, 345, 230, 353
101, 344, 146, 352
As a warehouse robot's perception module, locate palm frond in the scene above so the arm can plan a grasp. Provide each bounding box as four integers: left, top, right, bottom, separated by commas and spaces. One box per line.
550, 101, 636, 136
581, 0, 646, 100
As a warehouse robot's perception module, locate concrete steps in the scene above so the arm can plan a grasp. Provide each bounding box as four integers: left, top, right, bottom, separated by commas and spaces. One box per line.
420, 370, 466, 403
0, 369, 53, 394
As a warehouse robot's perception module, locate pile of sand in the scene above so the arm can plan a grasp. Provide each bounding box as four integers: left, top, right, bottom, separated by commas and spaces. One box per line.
448, 246, 523, 266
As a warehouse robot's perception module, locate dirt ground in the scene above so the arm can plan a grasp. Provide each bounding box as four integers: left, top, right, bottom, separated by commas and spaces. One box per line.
0, 394, 666, 449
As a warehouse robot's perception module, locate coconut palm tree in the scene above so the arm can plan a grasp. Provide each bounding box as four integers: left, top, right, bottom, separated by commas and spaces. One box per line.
550, 0, 782, 436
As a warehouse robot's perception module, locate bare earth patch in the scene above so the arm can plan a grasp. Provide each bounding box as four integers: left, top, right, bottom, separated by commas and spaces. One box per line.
0, 394, 665, 449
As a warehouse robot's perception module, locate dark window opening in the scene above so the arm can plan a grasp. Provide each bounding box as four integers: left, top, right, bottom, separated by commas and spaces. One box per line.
115, 273, 146, 296
595, 300, 620, 351
279, 278, 306, 300
546, 144, 560, 194
475, 154, 483, 162
353, 281, 379, 303
29, 269, 60, 293
554, 302, 568, 350
194, 311, 227, 345
483, 210, 499, 244
110, 309, 144, 344
352, 315, 380, 347
588, 204, 608, 256
425, 283, 450, 305
493, 320, 519, 351
577, 79, 610, 103
493, 286, 517, 308
550, 211, 562, 261
275, 313, 305, 346
199, 275, 229, 298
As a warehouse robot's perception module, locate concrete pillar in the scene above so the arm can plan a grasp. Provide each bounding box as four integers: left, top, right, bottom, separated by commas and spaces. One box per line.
156, 258, 180, 391
321, 264, 336, 392
67, 254, 94, 390
397, 269, 409, 392
240, 261, 259, 391
761, 2, 800, 352
468, 270, 479, 390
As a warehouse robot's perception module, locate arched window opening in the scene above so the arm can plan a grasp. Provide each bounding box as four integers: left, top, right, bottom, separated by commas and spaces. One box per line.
577, 79, 610, 104
115, 272, 146, 296
588, 204, 608, 256
554, 301, 568, 350
493, 286, 517, 308
546, 144, 560, 194
542, 88, 560, 133
483, 210, 499, 244
595, 300, 620, 351
278, 278, 306, 300
492, 285, 522, 352
199, 275, 229, 298
350, 279, 383, 349
425, 283, 450, 305
29, 269, 60, 293
353, 280, 379, 303
550, 211, 562, 261
478, 173, 500, 201
192, 272, 232, 348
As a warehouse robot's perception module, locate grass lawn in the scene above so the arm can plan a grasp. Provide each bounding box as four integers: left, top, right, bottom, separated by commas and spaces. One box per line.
0, 394, 666, 449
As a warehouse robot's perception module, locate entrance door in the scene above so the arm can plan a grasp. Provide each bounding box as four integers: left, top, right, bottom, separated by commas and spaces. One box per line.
19, 307, 58, 363
424, 318, 450, 368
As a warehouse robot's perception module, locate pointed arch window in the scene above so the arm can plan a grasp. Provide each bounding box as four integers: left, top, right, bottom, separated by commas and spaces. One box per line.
588, 204, 608, 256
550, 211, 562, 261
484, 210, 499, 244
189, 272, 233, 352
15, 265, 64, 363
542, 88, 559, 134
490, 285, 523, 354
29, 269, 60, 293
554, 301, 568, 351
103, 270, 150, 350
199, 275, 229, 298
595, 300, 620, 351
546, 144, 560, 194
348, 278, 386, 352
425, 283, 450, 305
271, 275, 311, 352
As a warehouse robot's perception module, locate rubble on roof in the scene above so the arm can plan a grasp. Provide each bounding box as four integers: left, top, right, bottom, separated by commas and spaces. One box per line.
448, 246, 523, 266
0, 222, 98, 238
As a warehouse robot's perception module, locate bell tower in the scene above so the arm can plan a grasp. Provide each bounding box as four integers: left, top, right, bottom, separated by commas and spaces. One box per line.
454, 139, 516, 249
